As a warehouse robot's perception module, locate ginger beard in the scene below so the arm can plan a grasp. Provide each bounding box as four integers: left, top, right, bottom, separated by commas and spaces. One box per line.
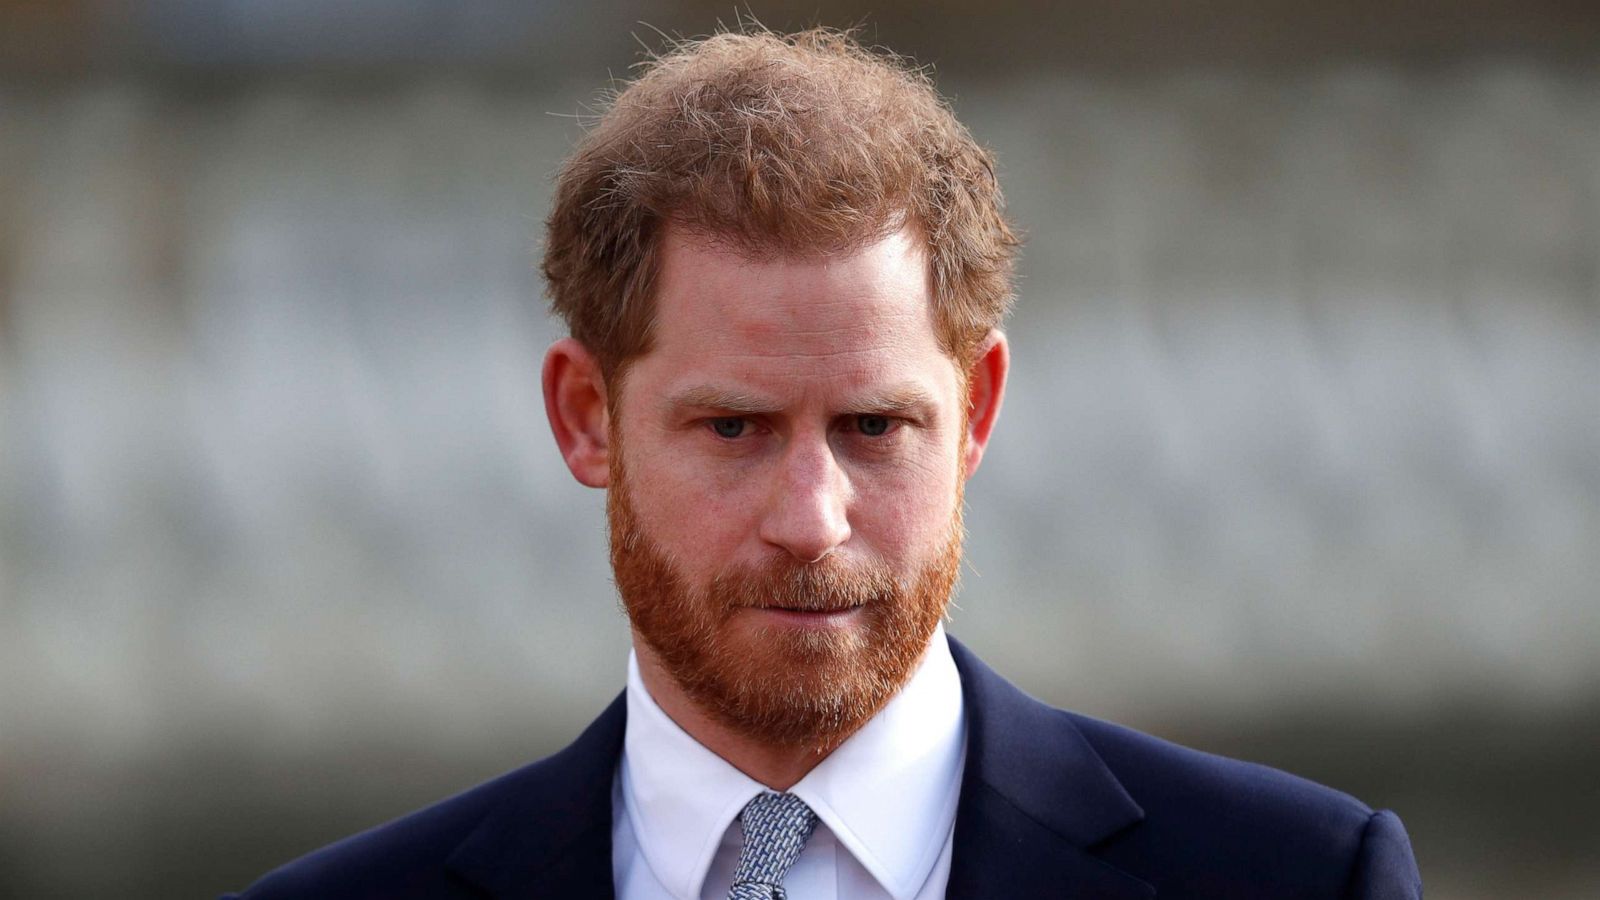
607, 429, 965, 751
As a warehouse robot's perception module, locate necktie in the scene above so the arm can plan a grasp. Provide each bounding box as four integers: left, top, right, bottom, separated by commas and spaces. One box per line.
727, 791, 819, 900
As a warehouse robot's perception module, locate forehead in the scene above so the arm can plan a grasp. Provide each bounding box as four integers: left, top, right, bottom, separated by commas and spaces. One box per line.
643, 225, 947, 384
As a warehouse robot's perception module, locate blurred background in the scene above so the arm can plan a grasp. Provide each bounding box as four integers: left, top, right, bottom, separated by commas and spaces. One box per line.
2, 1, 1597, 897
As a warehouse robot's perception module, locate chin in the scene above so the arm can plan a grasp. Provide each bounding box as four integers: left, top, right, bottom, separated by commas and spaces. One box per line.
676, 605, 936, 750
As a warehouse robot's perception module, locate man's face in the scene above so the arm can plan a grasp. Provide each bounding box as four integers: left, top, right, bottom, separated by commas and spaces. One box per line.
607, 226, 970, 749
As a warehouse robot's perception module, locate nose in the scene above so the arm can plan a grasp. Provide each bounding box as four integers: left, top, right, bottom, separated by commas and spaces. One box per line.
758, 434, 852, 563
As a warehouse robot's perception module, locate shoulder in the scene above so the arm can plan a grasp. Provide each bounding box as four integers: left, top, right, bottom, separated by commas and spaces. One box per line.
224, 759, 544, 900
1072, 710, 1373, 831
1070, 710, 1373, 835
1067, 710, 1419, 898
946, 637, 1418, 897
224, 695, 627, 900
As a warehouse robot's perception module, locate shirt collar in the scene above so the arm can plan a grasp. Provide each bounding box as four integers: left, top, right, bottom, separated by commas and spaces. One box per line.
619, 624, 966, 900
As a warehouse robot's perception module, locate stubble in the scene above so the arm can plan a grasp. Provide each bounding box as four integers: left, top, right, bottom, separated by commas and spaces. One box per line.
607, 442, 964, 752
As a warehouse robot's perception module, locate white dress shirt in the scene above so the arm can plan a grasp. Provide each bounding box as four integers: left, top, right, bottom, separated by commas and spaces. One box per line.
611, 624, 967, 900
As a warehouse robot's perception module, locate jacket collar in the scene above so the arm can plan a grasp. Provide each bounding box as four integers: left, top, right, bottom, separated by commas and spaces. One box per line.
945, 636, 1153, 898
446, 693, 625, 899
446, 635, 1151, 899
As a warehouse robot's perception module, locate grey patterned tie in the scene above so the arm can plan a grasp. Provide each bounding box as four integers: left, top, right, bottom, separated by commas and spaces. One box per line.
727, 791, 820, 900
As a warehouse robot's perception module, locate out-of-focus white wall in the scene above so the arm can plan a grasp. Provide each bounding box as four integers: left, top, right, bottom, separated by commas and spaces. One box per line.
4, 68, 1594, 754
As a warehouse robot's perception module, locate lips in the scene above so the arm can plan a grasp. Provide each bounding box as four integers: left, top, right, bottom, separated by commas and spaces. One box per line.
746, 604, 865, 626
755, 602, 865, 613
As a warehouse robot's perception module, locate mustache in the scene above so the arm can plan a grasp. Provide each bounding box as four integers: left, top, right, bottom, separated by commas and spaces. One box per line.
705, 557, 900, 611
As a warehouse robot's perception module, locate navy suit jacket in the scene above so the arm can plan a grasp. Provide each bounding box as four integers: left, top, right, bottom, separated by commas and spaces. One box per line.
227, 637, 1422, 898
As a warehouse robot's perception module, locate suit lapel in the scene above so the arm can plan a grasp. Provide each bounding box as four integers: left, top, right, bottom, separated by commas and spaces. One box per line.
441, 639, 1152, 898
446, 693, 626, 899
946, 637, 1154, 899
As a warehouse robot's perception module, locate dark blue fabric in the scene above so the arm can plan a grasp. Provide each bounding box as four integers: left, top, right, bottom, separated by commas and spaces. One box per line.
224, 637, 1421, 899
942, 639, 1422, 899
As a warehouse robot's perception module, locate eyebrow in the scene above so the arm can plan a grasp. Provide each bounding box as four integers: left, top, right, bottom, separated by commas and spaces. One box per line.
843, 385, 938, 416
664, 386, 777, 415
663, 383, 939, 418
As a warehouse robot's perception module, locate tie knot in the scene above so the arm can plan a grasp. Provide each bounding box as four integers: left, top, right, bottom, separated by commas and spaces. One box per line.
728, 792, 819, 900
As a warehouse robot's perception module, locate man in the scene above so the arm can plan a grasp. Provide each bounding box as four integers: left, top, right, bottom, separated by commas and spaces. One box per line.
228, 28, 1422, 899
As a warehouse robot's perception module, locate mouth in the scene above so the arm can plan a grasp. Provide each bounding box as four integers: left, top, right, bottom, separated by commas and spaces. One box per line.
746, 604, 865, 628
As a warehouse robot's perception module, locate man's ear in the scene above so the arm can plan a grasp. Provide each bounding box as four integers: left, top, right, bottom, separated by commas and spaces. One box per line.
962, 329, 1009, 479
542, 338, 611, 488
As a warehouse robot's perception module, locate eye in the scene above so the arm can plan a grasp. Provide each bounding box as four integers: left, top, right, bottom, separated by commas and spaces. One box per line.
709, 417, 747, 439
856, 415, 892, 437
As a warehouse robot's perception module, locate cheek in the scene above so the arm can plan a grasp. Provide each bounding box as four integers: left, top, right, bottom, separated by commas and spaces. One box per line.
851, 448, 962, 559
624, 437, 761, 570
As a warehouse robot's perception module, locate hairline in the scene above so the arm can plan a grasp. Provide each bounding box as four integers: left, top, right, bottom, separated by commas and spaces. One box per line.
600, 215, 979, 401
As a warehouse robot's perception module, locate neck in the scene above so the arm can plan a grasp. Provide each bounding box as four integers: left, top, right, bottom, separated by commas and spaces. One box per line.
631, 635, 849, 790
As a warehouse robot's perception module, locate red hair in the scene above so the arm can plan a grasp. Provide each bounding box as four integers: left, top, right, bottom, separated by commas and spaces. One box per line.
542, 28, 1020, 381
